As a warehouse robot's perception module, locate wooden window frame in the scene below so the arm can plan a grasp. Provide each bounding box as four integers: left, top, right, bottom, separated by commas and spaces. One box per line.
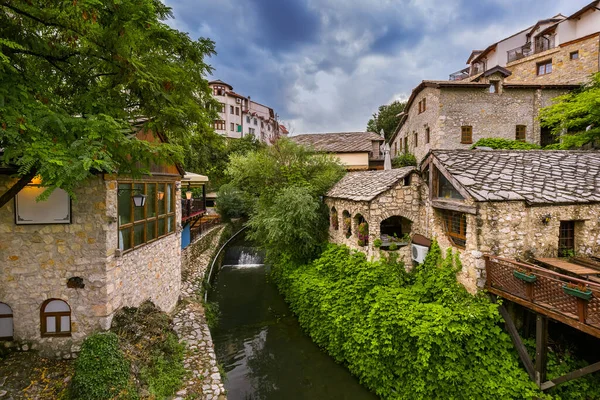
403, 136, 408, 152
418, 98, 427, 114
558, 220, 575, 257
0, 303, 13, 340
570, 51, 579, 60
537, 60, 552, 76
40, 299, 71, 337
413, 131, 418, 147
516, 125, 526, 141
230, 105, 234, 114
461, 126, 473, 144
230, 122, 234, 131
219, 103, 225, 113
235, 107, 240, 115
425, 127, 430, 144
441, 210, 467, 249
117, 182, 176, 254
214, 120, 225, 130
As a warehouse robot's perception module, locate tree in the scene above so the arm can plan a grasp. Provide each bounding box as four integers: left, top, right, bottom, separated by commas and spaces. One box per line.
0, 0, 217, 206
366, 100, 406, 141
539, 72, 600, 149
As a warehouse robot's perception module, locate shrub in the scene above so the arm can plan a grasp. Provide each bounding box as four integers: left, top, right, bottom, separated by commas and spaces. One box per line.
388, 242, 398, 251
71, 332, 132, 400
215, 182, 254, 221
141, 332, 186, 399
471, 138, 541, 150
392, 152, 417, 168
373, 238, 382, 248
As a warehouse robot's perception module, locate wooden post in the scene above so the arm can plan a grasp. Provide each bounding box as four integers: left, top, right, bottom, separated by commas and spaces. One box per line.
535, 315, 548, 387
577, 298, 587, 323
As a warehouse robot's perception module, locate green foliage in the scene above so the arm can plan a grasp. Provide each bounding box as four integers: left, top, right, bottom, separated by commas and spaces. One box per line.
391, 152, 417, 168
216, 183, 255, 221
71, 332, 132, 400
271, 242, 541, 399
388, 242, 398, 251
141, 332, 186, 399
471, 138, 541, 150
367, 100, 406, 142
204, 301, 221, 329
373, 238, 382, 248
540, 73, 600, 149
0, 1, 216, 200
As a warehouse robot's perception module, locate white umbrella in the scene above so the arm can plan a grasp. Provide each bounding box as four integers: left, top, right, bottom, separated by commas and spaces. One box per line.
383, 143, 392, 170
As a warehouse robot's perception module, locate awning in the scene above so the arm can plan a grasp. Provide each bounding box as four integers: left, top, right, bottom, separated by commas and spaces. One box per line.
182, 172, 209, 188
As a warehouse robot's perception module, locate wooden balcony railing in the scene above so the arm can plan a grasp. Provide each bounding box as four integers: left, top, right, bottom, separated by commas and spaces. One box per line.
181, 198, 206, 222
485, 255, 600, 338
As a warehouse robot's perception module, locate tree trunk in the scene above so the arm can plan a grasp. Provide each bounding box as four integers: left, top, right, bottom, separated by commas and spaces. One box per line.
0, 171, 36, 209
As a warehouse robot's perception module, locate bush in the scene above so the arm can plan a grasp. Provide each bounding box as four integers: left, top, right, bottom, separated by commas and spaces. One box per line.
271, 243, 541, 399
71, 332, 132, 400
388, 242, 398, 251
373, 238, 382, 248
471, 138, 541, 150
392, 152, 417, 168
216, 182, 254, 221
141, 333, 186, 399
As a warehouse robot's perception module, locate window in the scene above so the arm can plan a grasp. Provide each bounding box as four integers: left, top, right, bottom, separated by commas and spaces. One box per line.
230, 122, 234, 131
330, 207, 339, 230
261, 121, 264, 128
213, 87, 224, 96
516, 125, 526, 141
489, 81, 499, 94
219, 103, 225, 113
461, 126, 472, 144
235, 107, 240, 115
214, 120, 225, 130
558, 221, 575, 257
246, 116, 250, 123
41, 299, 71, 337
0, 303, 13, 340
413, 131, 418, 147
394, 142, 398, 155
441, 210, 467, 248
537, 60, 552, 75
268, 125, 271, 131
230, 105, 234, 114
249, 128, 255, 135
117, 182, 176, 252
418, 98, 427, 113
254, 118, 257, 126
236, 124, 242, 132
404, 136, 408, 151
403, 175, 410, 186
570, 51, 579, 60
437, 171, 464, 200
425, 127, 430, 144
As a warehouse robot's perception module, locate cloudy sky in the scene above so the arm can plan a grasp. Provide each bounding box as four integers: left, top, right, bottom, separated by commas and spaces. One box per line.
164, 0, 590, 134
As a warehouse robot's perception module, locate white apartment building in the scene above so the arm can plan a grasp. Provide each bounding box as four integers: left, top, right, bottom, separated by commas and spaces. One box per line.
208, 80, 285, 143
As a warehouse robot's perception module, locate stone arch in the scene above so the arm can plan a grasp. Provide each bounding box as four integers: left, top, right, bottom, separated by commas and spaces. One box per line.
342, 210, 352, 238
330, 206, 339, 230
354, 213, 369, 246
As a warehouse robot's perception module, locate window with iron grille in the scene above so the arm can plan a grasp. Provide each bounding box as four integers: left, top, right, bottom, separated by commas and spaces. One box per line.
558, 220, 575, 257
516, 125, 526, 141
461, 126, 472, 144
441, 210, 467, 248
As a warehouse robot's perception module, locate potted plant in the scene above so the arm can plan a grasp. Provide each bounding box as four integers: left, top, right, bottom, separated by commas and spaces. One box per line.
513, 268, 536, 283
562, 282, 593, 300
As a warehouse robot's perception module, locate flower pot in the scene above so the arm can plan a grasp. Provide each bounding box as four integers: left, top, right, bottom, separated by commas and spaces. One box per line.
513, 270, 536, 283
562, 285, 593, 301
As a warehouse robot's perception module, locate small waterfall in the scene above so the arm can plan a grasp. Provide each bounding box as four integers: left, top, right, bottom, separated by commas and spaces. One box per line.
238, 250, 263, 266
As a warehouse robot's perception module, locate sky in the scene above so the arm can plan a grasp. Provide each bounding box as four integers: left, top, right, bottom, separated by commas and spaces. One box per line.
164, 0, 591, 134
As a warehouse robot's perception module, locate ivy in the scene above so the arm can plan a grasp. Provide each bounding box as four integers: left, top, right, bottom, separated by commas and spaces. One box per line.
271, 242, 543, 399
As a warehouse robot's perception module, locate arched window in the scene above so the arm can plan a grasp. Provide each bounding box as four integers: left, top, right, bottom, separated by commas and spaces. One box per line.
330, 207, 339, 230
342, 210, 352, 238
0, 303, 13, 340
41, 299, 71, 337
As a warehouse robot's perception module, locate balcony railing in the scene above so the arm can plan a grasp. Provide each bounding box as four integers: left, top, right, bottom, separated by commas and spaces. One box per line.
449, 67, 470, 81
485, 255, 600, 338
507, 36, 555, 63
181, 198, 206, 222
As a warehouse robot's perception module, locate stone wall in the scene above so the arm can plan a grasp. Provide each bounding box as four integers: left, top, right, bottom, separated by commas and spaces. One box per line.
0, 175, 109, 357
506, 34, 599, 85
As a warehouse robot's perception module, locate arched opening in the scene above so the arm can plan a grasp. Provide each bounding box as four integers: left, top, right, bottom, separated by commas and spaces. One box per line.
354, 214, 369, 246
330, 207, 339, 230
40, 299, 71, 337
342, 210, 352, 238
0, 303, 13, 340
380, 216, 412, 248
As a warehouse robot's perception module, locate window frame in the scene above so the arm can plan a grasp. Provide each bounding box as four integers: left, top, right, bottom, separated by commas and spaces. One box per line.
570, 51, 579, 60
230, 105, 234, 114
230, 122, 234, 131
537, 60, 552, 76
214, 120, 225, 130
441, 210, 467, 249
117, 181, 176, 254
413, 131, 418, 147
40, 299, 71, 337
558, 220, 575, 257
0, 303, 13, 341
425, 126, 430, 144
461, 126, 473, 144
515, 125, 526, 141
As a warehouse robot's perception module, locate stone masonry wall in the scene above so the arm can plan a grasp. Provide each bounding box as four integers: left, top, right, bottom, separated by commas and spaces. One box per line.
0, 175, 109, 357
105, 180, 182, 323
506, 34, 599, 85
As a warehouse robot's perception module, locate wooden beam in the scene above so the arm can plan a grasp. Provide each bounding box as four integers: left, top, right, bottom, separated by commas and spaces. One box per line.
0, 170, 36, 209
535, 315, 548, 386
495, 300, 536, 382
432, 199, 477, 215
486, 286, 600, 339
541, 360, 600, 391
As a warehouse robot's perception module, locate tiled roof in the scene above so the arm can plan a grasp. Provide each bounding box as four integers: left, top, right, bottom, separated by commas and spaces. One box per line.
291, 132, 383, 153
433, 150, 600, 205
327, 167, 415, 201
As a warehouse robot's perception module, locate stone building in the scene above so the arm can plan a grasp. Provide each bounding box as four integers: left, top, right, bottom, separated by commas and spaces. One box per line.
0, 138, 184, 357
291, 132, 385, 171
389, 75, 577, 162
449, 1, 600, 85
325, 149, 600, 293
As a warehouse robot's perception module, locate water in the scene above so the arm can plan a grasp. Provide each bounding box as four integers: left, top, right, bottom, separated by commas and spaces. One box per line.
209, 236, 377, 400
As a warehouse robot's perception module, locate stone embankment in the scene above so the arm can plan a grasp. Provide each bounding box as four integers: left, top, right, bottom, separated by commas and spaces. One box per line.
173, 225, 228, 400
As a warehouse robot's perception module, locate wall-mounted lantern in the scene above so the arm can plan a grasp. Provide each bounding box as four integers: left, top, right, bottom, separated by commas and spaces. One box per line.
157, 191, 165, 200
541, 214, 551, 225
132, 193, 147, 207
186, 191, 193, 200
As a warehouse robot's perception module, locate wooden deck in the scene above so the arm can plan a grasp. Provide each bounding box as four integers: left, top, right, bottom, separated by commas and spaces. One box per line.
485, 255, 600, 338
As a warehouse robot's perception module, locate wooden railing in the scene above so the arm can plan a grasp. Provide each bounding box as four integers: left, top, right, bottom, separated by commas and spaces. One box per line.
485, 255, 600, 338
181, 198, 206, 222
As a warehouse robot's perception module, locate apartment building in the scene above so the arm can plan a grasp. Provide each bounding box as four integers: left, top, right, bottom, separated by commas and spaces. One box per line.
450, 1, 600, 85
208, 80, 285, 143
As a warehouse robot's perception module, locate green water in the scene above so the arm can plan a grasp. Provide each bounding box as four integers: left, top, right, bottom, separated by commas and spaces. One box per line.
209, 239, 377, 400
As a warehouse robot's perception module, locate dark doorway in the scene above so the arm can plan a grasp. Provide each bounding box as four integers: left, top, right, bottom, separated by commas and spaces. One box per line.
541, 126, 558, 147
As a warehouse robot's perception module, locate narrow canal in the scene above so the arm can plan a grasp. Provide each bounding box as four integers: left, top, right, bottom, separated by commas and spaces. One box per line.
208, 234, 377, 400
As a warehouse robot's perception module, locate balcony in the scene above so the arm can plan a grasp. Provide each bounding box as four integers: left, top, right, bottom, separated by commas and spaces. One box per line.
449, 67, 470, 81
181, 198, 206, 222
507, 36, 555, 63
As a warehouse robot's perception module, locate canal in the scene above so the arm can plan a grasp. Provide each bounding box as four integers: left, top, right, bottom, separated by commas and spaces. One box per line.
208, 234, 377, 400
